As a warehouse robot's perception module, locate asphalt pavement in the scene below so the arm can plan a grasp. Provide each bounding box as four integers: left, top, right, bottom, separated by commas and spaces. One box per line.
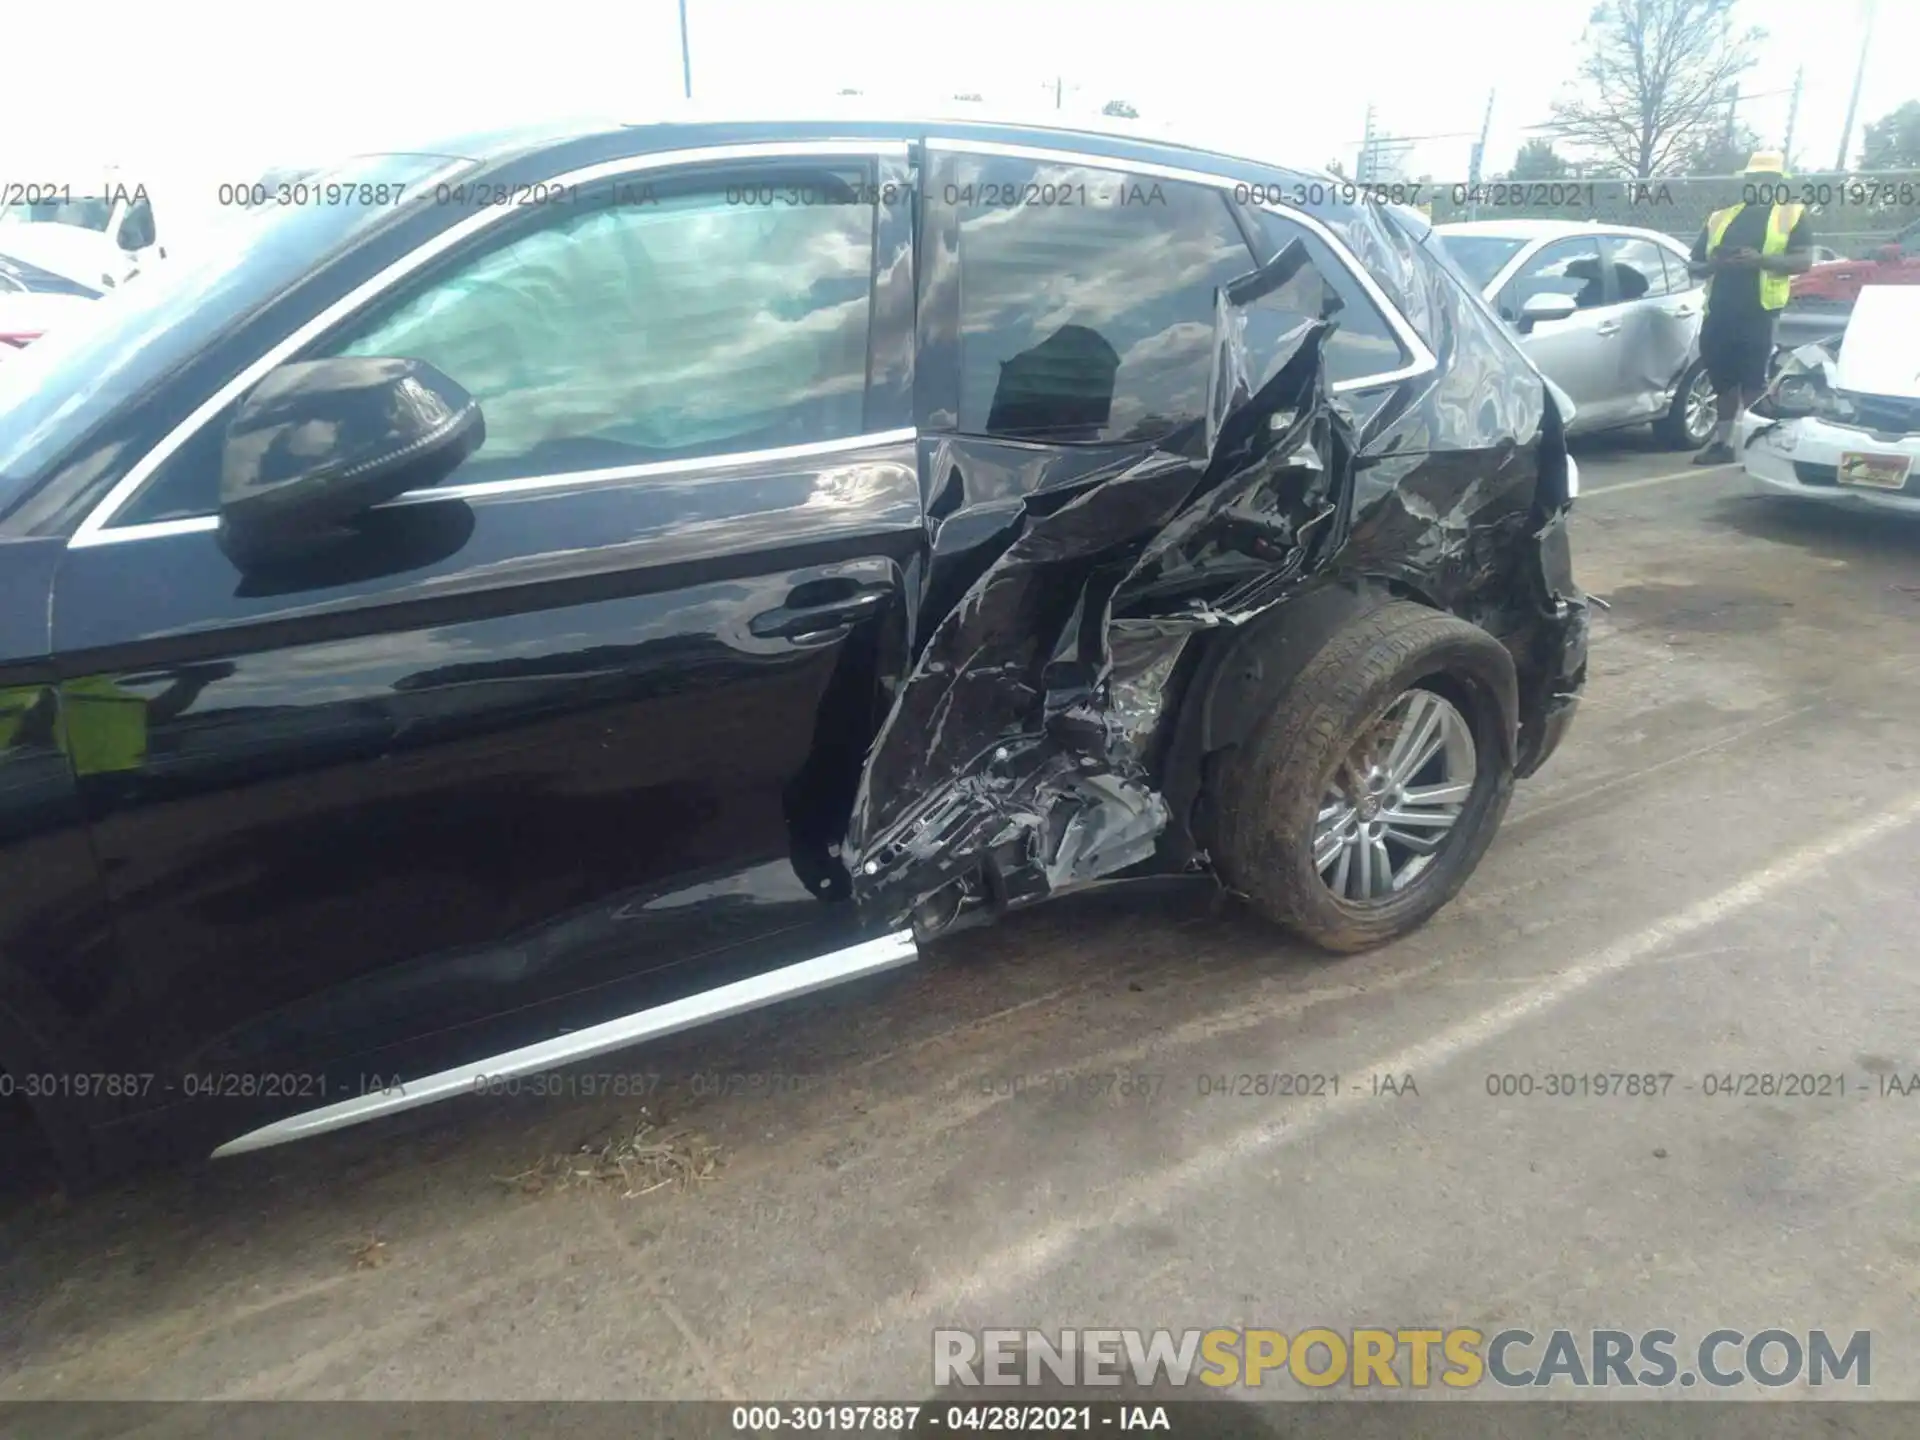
3, 432, 1918, 1413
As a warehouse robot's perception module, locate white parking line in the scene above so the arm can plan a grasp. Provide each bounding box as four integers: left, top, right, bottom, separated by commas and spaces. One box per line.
1583, 462, 1739, 496
825, 788, 1920, 1340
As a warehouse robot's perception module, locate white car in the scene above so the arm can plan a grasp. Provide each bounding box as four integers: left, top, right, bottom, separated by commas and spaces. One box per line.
1738, 285, 1920, 515
0, 177, 163, 292
0, 251, 102, 357
1435, 219, 1713, 449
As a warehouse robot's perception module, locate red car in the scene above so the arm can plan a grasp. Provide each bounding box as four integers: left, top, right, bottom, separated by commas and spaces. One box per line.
1791, 218, 1920, 305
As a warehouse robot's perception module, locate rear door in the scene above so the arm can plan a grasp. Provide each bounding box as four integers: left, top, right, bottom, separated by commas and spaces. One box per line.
1500, 236, 1628, 427
49, 141, 922, 1147
1600, 233, 1698, 420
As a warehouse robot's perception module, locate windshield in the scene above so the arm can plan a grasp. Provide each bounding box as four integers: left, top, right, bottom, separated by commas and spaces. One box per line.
0, 151, 471, 502
1434, 234, 1527, 292
0, 197, 115, 232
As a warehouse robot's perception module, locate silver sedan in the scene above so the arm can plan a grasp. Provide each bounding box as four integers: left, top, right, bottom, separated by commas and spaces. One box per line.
1436, 220, 1714, 449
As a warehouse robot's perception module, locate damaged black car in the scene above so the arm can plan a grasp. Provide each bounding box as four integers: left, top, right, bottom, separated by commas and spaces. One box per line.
0, 116, 1586, 1178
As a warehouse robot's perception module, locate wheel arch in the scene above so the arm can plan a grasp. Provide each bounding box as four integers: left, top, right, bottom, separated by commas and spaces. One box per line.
1152, 579, 1520, 864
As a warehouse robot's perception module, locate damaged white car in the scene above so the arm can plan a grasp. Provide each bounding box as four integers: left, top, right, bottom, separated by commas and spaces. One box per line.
1740, 286, 1920, 512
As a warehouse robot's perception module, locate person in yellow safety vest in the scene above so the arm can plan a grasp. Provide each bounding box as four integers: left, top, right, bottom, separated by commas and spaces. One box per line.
1686, 150, 1816, 466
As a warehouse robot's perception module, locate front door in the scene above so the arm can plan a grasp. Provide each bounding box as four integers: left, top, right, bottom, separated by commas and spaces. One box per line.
1503, 236, 1628, 429
50, 144, 922, 1151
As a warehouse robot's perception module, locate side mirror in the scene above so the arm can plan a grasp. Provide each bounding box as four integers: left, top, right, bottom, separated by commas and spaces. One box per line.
1879, 244, 1903, 264
1518, 291, 1578, 333
216, 356, 484, 570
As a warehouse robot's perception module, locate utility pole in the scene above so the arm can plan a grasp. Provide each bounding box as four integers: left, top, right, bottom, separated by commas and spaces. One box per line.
1783, 67, 1804, 169
1358, 104, 1377, 183
1467, 89, 1495, 220
1724, 86, 1739, 148
1055, 76, 1063, 111
1835, 0, 1876, 171
678, 0, 693, 100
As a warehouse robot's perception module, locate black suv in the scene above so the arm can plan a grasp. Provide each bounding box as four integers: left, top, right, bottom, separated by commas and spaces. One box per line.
0, 116, 1586, 1179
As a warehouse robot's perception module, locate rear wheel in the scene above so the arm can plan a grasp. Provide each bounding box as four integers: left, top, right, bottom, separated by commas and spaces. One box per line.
1655, 362, 1717, 448
1210, 603, 1515, 953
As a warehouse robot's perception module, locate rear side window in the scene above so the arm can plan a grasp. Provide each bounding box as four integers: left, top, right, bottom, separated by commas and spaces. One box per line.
1250, 211, 1412, 386
1658, 246, 1701, 293
948, 155, 1255, 444
1606, 236, 1678, 299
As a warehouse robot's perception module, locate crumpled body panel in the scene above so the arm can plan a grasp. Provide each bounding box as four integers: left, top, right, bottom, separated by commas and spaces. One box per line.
845, 215, 1588, 934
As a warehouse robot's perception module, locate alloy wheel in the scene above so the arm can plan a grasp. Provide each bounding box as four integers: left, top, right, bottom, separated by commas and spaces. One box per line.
1685, 370, 1718, 444
1312, 687, 1476, 903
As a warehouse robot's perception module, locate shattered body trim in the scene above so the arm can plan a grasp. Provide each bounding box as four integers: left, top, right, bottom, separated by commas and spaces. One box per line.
846, 207, 1588, 936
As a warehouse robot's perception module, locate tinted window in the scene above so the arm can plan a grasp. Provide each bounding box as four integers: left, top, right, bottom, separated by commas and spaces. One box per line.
1502, 238, 1608, 318
328, 173, 875, 480
0, 152, 470, 507
1251, 211, 1411, 385
116, 169, 877, 523
950, 155, 1254, 444
1435, 233, 1526, 292
1607, 236, 1676, 300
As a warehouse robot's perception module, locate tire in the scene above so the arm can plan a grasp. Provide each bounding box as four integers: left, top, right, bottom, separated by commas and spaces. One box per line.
1209, 603, 1515, 953
1654, 361, 1717, 449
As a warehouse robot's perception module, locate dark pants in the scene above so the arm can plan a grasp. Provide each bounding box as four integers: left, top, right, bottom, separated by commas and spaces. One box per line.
1700, 309, 1776, 397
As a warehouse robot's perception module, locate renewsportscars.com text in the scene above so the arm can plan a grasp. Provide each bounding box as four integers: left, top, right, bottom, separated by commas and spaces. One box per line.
933, 1327, 1871, 1390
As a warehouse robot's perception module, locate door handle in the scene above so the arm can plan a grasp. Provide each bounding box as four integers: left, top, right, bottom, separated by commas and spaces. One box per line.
1595, 322, 1621, 336
1671, 304, 1697, 317
749, 585, 890, 640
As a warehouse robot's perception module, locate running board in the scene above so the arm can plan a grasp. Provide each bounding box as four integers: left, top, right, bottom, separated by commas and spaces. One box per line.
210, 929, 919, 1158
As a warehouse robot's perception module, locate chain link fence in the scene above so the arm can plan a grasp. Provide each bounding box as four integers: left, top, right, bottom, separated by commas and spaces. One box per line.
1422, 171, 1920, 254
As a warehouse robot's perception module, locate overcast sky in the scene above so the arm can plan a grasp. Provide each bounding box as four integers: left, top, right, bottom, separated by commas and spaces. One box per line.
3, 0, 1910, 194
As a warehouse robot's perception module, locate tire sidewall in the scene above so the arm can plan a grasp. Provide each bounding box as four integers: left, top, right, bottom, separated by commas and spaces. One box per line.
1665, 363, 1717, 447
1275, 640, 1514, 945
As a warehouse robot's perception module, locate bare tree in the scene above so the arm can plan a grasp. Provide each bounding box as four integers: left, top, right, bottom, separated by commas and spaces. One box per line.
1674, 117, 1759, 176
1548, 0, 1762, 177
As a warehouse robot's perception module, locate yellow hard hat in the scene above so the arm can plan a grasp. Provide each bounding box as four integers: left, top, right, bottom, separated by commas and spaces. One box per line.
1742, 149, 1787, 177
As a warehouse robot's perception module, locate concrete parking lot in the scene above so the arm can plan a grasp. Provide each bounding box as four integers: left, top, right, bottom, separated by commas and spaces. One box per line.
3, 432, 1919, 1406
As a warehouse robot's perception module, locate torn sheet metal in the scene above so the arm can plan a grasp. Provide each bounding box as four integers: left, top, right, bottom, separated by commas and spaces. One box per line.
844, 246, 1354, 929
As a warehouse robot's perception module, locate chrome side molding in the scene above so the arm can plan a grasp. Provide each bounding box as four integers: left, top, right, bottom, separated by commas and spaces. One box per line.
210, 929, 919, 1158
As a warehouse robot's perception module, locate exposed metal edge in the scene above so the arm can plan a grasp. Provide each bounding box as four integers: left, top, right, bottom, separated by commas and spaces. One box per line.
923, 137, 1440, 394
68, 428, 920, 548
210, 928, 918, 1158
71, 139, 912, 546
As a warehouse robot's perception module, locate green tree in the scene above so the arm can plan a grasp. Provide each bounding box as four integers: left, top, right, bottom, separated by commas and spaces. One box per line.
1549, 0, 1763, 177
1860, 101, 1920, 171
1101, 100, 1140, 119
1509, 139, 1571, 180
